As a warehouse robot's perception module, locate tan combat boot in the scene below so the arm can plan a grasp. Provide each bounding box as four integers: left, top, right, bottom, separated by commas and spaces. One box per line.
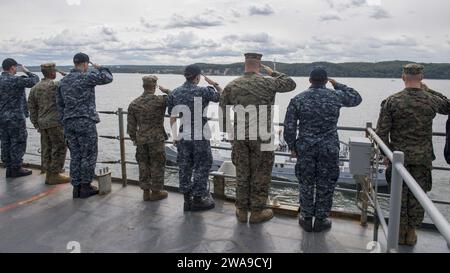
149, 190, 168, 201
236, 208, 248, 223
143, 190, 151, 201
46, 173, 71, 185
405, 228, 417, 246
249, 209, 274, 224
398, 226, 407, 245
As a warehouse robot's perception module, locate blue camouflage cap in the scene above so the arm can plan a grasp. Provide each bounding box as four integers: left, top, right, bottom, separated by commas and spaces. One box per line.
184, 64, 202, 78
310, 67, 328, 81
2, 58, 18, 70
73, 52, 90, 64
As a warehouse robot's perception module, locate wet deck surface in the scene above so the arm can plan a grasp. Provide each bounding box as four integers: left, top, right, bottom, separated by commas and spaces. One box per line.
0, 168, 448, 253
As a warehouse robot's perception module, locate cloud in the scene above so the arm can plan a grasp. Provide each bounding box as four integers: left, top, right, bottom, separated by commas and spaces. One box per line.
318, 12, 342, 21
370, 7, 391, 19
248, 4, 274, 16
166, 13, 224, 29
140, 17, 158, 29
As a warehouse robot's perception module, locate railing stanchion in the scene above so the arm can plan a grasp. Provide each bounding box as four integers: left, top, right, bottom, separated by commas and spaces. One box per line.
118, 108, 128, 187
386, 151, 404, 253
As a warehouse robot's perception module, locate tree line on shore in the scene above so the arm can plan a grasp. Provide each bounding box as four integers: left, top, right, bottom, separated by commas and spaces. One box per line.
29, 60, 450, 79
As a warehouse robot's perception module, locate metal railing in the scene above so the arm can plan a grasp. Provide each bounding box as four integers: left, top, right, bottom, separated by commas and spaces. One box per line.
23, 108, 450, 252
367, 127, 450, 252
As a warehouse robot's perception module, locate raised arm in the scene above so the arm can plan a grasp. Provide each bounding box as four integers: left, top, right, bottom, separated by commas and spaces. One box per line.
421, 83, 450, 115
87, 66, 113, 86
17, 72, 40, 88
261, 64, 297, 93
330, 79, 362, 107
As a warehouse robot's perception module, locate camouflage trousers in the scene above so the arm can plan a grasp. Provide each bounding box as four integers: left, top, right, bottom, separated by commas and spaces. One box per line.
64, 118, 98, 186
177, 139, 212, 197
0, 119, 27, 169
136, 142, 165, 191
40, 126, 67, 174
295, 143, 340, 219
386, 164, 432, 229
232, 140, 275, 211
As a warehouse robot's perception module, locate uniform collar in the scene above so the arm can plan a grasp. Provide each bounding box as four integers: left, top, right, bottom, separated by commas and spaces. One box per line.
70, 68, 84, 73
405, 87, 422, 92
310, 84, 326, 89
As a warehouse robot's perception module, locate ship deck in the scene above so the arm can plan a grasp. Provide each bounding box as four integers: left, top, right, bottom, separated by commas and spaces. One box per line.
0, 167, 448, 253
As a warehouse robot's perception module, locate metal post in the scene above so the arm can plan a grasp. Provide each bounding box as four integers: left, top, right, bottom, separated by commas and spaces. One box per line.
213, 175, 226, 199
386, 151, 404, 253
373, 210, 379, 242
365, 122, 373, 137
118, 108, 128, 187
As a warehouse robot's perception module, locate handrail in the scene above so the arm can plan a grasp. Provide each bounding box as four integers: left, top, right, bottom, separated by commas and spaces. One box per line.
367, 127, 450, 252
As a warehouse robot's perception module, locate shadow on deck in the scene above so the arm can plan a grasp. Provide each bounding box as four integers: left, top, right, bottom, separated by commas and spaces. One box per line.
0, 168, 448, 253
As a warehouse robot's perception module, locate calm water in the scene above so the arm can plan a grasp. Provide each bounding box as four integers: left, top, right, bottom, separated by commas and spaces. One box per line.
23, 73, 450, 220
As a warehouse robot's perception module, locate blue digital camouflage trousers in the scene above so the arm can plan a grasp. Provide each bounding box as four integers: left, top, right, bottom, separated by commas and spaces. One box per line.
0, 119, 27, 169
295, 142, 340, 219
177, 139, 212, 197
64, 118, 98, 186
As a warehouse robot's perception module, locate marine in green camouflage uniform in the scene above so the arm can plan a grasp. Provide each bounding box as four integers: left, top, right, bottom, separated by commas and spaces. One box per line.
127, 75, 170, 201
376, 63, 450, 245
28, 63, 69, 184
220, 53, 297, 223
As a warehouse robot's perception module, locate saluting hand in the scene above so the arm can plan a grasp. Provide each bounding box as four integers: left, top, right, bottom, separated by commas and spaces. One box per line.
260, 64, 274, 76
90, 62, 101, 69
203, 74, 218, 86
159, 85, 170, 94
57, 70, 67, 77
19, 65, 30, 73
328, 78, 338, 88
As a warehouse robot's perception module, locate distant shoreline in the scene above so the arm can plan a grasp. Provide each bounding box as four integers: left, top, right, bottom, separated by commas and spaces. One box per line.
28, 60, 450, 80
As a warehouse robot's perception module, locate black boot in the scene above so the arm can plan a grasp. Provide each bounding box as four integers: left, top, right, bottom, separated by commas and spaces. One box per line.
73, 184, 99, 199
9, 167, 32, 178
313, 218, 332, 232
73, 185, 81, 198
191, 194, 215, 212
6, 168, 11, 178
298, 216, 313, 232
183, 193, 192, 211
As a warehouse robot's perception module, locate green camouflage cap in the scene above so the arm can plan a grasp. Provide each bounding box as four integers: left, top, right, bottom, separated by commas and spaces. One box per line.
40, 62, 56, 72
244, 52, 263, 60
403, 63, 424, 75
142, 75, 158, 85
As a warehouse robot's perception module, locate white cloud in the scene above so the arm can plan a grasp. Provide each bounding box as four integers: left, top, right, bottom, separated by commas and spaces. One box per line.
248, 3, 274, 16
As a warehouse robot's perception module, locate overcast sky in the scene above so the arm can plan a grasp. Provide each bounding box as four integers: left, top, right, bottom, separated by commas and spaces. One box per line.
1, 0, 449, 65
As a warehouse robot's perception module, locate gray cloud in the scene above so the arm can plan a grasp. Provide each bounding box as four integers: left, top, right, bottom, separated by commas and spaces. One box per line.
166, 13, 224, 29
370, 7, 391, 19
248, 4, 274, 16
318, 12, 342, 21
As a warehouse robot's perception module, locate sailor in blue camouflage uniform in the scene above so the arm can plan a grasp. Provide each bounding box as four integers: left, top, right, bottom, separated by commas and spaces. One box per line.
167, 64, 223, 211
284, 67, 362, 232
0, 58, 39, 178
56, 53, 113, 198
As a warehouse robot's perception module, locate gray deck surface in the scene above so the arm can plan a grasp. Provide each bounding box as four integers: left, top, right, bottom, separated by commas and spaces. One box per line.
0, 168, 448, 253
